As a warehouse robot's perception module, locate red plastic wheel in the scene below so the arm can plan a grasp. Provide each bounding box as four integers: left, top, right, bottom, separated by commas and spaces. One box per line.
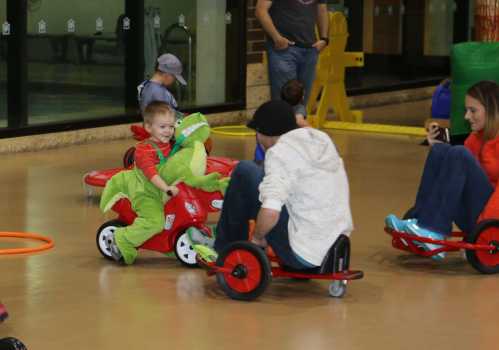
221, 249, 262, 293
216, 242, 271, 301
475, 226, 499, 266
465, 220, 499, 274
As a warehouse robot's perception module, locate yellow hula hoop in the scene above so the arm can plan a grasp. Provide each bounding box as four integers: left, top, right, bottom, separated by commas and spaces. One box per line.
211, 125, 255, 136
0, 232, 54, 255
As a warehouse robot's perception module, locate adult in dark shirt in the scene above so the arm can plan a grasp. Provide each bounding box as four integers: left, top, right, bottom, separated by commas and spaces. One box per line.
256, 0, 329, 107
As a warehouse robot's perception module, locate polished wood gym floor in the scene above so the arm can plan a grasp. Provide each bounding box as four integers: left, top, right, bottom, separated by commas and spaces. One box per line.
1, 130, 498, 350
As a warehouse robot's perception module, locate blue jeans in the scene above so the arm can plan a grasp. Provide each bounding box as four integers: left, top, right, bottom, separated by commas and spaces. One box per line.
266, 42, 319, 106
214, 161, 314, 269
409, 144, 494, 236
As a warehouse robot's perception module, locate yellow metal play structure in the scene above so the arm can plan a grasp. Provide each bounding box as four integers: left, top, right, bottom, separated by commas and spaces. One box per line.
307, 11, 364, 127
306, 12, 425, 137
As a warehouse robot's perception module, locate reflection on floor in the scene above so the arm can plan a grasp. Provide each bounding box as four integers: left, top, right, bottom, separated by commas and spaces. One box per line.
0, 130, 494, 350
362, 98, 432, 126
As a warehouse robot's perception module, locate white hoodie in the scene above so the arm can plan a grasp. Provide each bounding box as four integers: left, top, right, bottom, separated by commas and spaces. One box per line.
259, 128, 353, 266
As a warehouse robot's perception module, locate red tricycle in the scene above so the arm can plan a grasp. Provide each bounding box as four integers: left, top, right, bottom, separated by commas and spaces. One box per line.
385, 219, 499, 274
198, 225, 364, 300
97, 182, 224, 267
94, 155, 237, 266
85, 122, 238, 266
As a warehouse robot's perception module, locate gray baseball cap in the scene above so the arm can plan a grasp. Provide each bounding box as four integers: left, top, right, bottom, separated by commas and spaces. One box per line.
157, 53, 187, 85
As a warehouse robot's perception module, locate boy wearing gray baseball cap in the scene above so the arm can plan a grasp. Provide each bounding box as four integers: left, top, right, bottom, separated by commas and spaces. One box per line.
137, 53, 186, 116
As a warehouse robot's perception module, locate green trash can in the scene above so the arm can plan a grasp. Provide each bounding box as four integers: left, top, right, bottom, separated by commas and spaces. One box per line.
451, 42, 499, 136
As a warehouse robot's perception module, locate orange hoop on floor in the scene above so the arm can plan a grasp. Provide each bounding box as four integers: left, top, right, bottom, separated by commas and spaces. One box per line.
0, 232, 54, 255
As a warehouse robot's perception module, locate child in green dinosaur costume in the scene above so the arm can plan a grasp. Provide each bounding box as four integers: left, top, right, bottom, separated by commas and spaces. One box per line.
100, 104, 229, 265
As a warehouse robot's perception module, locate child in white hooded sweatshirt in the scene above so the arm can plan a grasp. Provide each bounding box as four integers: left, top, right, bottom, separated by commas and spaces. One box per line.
189, 100, 353, 269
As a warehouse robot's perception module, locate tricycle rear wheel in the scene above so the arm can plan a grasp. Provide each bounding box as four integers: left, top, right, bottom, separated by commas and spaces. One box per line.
328, 280, 347, 298
465, 220, 499, 274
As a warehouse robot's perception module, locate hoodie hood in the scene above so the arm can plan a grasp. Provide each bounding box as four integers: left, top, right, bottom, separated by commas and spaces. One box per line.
274, 128, 341, 172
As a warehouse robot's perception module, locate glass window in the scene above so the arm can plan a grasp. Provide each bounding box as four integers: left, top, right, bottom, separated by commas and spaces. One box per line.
143, 0, 240, 110
26, 0, 127, 125
0, 0, 6, 127
322, 0, 473, 127
0, 0, 244, 136
424, 0, 456, 56
363, 0, 403, 55
326, 0, 470, 92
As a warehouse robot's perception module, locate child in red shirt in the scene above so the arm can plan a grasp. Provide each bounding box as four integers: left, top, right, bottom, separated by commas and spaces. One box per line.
109, 101, 178, 264
134, 102, 178, 195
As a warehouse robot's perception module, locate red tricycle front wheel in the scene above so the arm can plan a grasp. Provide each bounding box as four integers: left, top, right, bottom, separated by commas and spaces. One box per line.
215, 242, 271, 301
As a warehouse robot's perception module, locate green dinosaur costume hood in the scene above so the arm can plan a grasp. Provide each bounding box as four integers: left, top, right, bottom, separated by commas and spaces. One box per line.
173, 112, 210, 149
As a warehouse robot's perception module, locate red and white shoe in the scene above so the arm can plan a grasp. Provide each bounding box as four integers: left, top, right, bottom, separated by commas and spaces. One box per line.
0, 303, 8, 322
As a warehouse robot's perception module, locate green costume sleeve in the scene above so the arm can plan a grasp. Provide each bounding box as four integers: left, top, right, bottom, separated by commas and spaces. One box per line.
182, 172, 229, 193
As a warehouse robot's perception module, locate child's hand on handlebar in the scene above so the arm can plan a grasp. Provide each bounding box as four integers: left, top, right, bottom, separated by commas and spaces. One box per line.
165, 186, 179, 197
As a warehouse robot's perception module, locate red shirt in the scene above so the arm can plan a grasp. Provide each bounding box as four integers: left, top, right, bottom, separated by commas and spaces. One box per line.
134, 140, 172, 180
465, 132, 499, 220
465, 132, 499, 187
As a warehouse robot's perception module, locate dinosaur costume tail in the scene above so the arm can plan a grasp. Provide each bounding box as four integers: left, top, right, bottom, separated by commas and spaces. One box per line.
100, 170, 132, 213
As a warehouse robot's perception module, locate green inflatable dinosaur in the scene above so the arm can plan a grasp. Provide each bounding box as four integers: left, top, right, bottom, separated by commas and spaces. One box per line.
100, 112, 229, 264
